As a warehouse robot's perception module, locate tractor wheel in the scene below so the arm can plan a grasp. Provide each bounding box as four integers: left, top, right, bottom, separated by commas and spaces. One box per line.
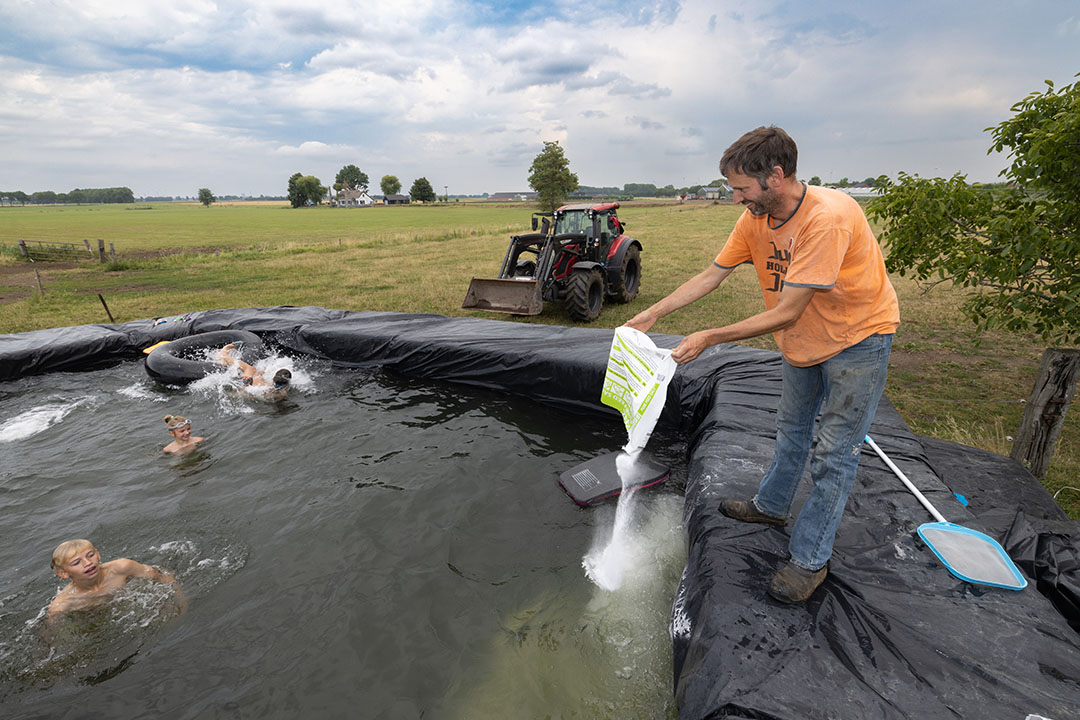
566, 268, 605, 322
609, 245, 641, 303
513, 259, 537, 278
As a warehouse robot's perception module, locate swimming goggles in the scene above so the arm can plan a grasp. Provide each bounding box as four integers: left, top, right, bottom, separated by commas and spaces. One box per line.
168, 420, 191, 430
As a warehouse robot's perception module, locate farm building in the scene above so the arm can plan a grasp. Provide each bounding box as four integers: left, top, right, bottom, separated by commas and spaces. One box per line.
488, 192, 538, 202
334, 188, 374, 207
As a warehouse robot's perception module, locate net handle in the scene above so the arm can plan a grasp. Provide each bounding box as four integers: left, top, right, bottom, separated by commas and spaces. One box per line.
865, 435, 947, 524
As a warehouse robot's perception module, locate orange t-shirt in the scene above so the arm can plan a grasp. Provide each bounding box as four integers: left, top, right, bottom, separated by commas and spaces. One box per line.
714, 185, 899, 366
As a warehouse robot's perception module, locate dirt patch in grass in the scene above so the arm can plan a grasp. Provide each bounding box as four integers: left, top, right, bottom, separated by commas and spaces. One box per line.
0, 262, 78, 302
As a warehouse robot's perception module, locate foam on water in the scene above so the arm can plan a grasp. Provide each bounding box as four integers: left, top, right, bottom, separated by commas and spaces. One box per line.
117, 382, 168, 402
0, 400, 87, 443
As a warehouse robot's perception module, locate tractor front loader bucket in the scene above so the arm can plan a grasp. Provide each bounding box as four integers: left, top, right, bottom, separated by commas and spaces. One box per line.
461, 277, 543, 315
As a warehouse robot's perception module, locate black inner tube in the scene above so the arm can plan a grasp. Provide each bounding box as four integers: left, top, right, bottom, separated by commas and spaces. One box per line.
144, 329, 265, 385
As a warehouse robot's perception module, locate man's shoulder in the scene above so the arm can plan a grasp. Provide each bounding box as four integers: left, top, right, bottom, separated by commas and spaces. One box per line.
804, 185, 864, 216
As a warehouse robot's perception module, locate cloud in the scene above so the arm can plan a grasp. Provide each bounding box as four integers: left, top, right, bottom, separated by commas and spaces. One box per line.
1, 0, 1078, 195
628, 116, 665, 130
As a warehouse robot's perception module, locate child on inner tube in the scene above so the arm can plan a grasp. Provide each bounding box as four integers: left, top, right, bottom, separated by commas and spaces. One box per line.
215, 343, 291, 401
162, 414, 205, 454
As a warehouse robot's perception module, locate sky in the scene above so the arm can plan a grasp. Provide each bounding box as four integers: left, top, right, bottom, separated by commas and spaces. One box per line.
1, 1, 1077, 198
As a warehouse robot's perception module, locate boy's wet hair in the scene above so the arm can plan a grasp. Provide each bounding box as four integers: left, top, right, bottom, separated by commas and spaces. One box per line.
51, 539, 94, 570
272, 369, 291, 388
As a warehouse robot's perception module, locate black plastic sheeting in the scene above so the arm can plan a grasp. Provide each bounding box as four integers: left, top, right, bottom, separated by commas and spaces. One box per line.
2, 306, 1078, 719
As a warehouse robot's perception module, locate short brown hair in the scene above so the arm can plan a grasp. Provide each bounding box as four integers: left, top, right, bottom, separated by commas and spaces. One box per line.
720, 126, 798, 190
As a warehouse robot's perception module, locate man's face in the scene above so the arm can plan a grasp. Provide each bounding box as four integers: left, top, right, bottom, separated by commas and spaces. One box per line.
727, 169, 780, 217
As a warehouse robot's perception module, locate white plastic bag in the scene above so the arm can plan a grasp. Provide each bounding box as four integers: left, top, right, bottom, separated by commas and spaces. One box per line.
601, 327, 677, 452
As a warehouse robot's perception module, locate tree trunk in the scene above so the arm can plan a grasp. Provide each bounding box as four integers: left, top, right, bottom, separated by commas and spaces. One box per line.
1011, 348, 1080, 478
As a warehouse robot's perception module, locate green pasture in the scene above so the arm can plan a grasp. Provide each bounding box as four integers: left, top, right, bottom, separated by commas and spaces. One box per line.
1, 200, 1076, 517
0, 201, 531, 253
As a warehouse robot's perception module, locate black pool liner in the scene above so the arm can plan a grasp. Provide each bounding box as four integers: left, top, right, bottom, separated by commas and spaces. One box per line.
2, 306, 1078, 719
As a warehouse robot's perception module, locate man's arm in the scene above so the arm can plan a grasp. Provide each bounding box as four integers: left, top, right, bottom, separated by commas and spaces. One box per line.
671, 284, 817, 363
624, 264, 734, 333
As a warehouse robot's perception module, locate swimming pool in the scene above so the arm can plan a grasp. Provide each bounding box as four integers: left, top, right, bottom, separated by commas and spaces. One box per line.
0, 357, 687, 718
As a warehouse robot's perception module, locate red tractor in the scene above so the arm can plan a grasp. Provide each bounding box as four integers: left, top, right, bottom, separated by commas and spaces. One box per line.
461, 202, 642, 322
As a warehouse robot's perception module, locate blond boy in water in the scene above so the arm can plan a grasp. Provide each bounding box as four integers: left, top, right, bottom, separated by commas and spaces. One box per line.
47, 539, 186, 617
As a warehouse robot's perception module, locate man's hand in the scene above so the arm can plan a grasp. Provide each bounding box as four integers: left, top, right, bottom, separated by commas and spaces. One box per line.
671, 330, 712, 364
623, 310, 657, 333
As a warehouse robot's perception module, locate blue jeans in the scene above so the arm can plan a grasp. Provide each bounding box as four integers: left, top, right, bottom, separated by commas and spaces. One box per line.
753, 333, 893, 570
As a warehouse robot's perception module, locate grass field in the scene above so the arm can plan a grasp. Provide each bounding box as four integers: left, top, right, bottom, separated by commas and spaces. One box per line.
2, 200, 1076, 518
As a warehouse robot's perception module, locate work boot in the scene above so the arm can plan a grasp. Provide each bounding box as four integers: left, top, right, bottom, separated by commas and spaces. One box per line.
718, 498, 787, 527
768, 561, 828, 604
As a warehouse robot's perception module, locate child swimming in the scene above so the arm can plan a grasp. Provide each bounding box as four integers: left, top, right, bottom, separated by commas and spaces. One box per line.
47, 539, 186, 617
215, 343, 291, 401
162, 414, 205, 454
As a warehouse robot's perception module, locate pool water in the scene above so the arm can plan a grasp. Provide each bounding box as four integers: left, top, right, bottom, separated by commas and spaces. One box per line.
0, 357, 687, 718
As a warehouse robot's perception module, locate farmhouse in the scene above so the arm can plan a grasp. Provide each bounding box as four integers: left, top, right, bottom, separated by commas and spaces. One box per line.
383, 194, 410, 205
334, 188, 374, 207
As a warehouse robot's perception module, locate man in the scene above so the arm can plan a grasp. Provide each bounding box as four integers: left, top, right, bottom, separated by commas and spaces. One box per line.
625, 126, 899, 603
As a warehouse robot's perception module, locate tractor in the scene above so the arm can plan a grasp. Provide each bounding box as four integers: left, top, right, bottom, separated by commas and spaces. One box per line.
461, 202, 642, 322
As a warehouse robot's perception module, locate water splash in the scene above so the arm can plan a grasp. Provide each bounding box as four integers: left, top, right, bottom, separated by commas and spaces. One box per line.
189, 351, 316, 411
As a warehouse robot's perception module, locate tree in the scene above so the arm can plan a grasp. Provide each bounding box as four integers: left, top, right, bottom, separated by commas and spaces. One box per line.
198, 188, 215, 207
287, 173, 304, 208
869, 74, 1080, 477
287, 173, 326, 207
528, 141, 579, 212
624, 182, 657, 196
297, 176, 326, 205
381, 175, 401, 196
409, 176, 436, 203
870, 77, 1080, 342
809, 176, 822, 186
335, 164, 369, 191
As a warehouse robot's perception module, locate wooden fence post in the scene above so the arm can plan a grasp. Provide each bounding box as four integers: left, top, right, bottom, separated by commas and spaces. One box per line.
18, 239, 29, 259
97, 239, 106, 263
1011, 348, 1080, 478
97, 294, 115, 323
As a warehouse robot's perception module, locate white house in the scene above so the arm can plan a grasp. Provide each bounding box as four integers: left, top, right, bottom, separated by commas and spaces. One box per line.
335, 188, 374, 207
